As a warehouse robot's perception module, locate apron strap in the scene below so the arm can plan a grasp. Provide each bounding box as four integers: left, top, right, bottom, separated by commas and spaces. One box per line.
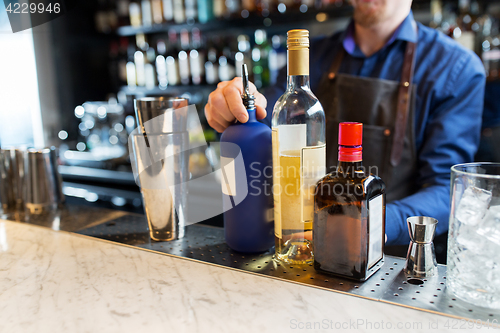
327, 48, 345, 80
390, 28, 417, 167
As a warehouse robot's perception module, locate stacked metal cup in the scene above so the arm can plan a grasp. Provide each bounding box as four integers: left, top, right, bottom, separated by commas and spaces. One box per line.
0, 147, 64, 216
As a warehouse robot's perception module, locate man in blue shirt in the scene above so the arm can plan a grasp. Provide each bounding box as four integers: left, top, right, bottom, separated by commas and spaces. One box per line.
205, 0, 485, 245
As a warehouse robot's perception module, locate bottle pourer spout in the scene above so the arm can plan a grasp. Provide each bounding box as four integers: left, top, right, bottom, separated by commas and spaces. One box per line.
241, 64, 256, 110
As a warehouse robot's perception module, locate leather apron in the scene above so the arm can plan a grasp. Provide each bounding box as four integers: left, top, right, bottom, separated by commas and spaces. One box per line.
315, 34, 418, 203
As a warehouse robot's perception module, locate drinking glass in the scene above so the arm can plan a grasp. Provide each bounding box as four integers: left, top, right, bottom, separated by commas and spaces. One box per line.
447, 163, 500, 309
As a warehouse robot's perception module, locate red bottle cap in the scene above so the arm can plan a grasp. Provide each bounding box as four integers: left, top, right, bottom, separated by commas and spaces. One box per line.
338, 122, 363, 162
338, 122, 363, 146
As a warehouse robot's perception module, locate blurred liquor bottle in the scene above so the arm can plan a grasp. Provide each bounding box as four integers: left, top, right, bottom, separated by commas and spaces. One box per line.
455, 0, 478, 51
156, 39, 169, 88
141, 0, 153, 26
173, 0, 186, 23
225, 0, 241, 18
429, 0, 443, 29
145, 40, 158, 89
213, 0, 226, 18
167, 30, 181, 85
190, 28, 206, 85
237, 35, 253, 78
205, 40, 220, 84
117, 0, 131, 26
256, 0, 275, 17
241, 0, 256, 18
95, 0, 118, 33
134, 34, 148, 87
163, 0, 174, 21
269, 35, 286, 85
179, 29, 192, 85
198, 0, 214, 23
482, 19, 500, 80
185, 0, 198, 23
151, 0, 164, 24
252, 29, 271, 89
117, 37, 130, 86
129, 1, 142, 27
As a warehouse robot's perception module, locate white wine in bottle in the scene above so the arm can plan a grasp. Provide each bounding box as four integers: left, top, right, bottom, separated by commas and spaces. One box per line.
272, 29, 326, 264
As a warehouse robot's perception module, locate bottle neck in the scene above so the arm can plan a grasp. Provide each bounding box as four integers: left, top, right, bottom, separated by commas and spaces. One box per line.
338, 161, 363, 170
337, 161, 363, 177
286, 75, 310, 90
247, 108, 257, 122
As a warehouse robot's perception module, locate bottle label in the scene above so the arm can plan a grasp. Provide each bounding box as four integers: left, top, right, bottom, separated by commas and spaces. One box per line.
368, 194, 384, 269
221, 156, 236, 196
300, 144, 326, 224
272, 127, 282, 238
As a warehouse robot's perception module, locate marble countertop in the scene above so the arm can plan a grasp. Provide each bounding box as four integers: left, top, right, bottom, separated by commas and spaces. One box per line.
0, 219, 493, 333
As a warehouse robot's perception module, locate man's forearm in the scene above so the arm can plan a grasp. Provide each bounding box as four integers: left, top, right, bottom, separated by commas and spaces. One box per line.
386, 184, 450, 245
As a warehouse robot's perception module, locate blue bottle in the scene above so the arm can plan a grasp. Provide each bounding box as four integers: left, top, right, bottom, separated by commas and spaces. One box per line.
220, 64, 274, 253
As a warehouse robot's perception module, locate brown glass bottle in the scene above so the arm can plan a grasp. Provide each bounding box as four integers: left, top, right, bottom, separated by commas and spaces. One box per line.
313, 122, 385, 281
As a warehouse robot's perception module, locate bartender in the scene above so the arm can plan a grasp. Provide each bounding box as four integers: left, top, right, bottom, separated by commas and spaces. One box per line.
204, 0, 485, 245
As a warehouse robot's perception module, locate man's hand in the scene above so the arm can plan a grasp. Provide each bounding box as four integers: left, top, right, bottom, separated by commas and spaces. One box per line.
204, 77, 268, 133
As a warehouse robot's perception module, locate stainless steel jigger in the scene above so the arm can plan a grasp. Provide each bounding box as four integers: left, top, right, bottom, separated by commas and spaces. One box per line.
405, 216, 438, 277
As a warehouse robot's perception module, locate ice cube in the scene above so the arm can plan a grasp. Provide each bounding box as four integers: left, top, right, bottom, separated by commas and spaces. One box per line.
450, 247, 499, 292
456, 222, 484, 250
477, 205, 500, 247
455, 186, 492, 226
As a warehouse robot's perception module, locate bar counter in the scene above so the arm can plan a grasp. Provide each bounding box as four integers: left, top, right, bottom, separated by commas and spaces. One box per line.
0, 206, 495, 332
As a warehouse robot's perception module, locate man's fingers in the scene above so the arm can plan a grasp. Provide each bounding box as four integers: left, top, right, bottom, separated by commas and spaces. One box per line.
206, 77, 266, 133
224, 84, 249, 123
256, 106, 267, 120
255, 92, 268, 120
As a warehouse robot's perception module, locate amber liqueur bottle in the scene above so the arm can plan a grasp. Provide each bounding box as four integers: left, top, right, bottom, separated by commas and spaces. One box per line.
313, 122, 385, 281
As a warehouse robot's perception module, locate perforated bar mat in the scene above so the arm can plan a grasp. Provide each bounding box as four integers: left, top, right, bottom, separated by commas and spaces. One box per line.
75, 213, 500, 323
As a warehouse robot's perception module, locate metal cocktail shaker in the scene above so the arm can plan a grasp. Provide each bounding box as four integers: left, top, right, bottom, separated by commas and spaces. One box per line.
132, 97, 189, 242
24, 148, 64, 214
0, 149, 16, 213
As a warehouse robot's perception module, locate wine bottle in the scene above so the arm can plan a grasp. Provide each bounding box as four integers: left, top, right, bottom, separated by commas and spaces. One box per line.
313, 122, 386, 281
272, 29, 326, 264
221, 64, 274, 253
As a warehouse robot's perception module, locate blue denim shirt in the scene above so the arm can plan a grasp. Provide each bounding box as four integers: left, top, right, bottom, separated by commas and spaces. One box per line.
264, 12, 486, 245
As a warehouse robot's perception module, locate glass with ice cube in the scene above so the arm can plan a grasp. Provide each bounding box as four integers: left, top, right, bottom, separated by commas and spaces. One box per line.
447, 163, 500, 309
